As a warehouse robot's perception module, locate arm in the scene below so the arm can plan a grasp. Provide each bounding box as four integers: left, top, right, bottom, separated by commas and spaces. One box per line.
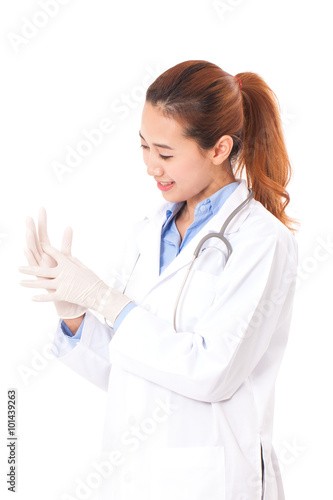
109, 230, 298, 402
20, 208, 146, 390
51, 220, 147, 389
53, 310, 113, 391
54, 303, 137, 390
62, 314, 86, 335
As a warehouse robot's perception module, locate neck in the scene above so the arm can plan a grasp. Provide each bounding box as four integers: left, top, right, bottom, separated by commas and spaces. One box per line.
182, 173, 236, 222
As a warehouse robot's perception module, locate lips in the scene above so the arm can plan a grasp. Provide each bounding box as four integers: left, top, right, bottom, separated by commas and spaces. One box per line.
157, 181, 175, 192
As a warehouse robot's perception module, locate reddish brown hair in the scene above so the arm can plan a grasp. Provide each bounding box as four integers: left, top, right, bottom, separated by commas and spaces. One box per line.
146, 60, 296, 231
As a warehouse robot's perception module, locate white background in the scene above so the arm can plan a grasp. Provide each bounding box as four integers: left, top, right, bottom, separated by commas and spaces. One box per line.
0, 0, 332, 498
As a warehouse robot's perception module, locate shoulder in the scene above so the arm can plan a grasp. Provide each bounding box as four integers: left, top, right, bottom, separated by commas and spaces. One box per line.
238, 199, 298, 257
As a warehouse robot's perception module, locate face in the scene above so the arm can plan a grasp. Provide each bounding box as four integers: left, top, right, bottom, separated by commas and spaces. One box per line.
139, 102, 233, 212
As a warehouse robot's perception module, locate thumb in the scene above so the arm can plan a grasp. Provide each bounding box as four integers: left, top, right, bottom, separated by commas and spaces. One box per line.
61, 226, 73, 256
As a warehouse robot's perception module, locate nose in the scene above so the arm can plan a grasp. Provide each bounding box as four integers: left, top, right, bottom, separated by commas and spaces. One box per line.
146, 158, 164, 178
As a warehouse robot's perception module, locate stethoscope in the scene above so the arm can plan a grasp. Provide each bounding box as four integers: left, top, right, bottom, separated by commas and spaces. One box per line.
123, 189, 255, 332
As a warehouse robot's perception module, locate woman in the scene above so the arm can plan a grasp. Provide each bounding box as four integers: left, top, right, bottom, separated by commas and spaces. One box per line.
20, 60, 298, 500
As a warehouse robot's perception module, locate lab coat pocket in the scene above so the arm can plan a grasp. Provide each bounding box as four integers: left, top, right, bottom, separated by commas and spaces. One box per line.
150, 446, 225, 500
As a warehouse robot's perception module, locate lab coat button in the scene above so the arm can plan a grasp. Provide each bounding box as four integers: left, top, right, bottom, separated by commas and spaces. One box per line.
200, 205, 206, 213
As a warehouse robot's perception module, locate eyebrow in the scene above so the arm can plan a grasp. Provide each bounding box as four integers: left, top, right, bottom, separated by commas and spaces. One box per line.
139, 131, 174, 150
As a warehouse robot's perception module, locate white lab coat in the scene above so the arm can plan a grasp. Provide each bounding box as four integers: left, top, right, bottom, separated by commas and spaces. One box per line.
53, 179, 297, 500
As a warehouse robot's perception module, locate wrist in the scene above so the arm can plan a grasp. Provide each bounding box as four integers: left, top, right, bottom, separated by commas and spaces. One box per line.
95, 285, 132, 324
62, 314, 85, 335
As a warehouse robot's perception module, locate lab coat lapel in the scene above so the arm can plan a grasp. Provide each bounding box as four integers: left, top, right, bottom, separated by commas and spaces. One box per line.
158, 179, 251, 281
133, 206, 165, 299
134, 179, 252, 299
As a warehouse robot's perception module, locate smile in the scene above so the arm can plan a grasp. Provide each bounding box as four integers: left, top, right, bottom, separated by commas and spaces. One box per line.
157, 181, 175, 191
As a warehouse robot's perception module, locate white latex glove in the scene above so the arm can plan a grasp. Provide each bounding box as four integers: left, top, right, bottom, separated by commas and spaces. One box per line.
19, 243, 132, 325
23, 207, 87, 320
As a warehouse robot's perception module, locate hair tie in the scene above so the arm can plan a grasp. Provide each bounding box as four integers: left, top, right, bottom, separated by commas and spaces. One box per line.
235, 76, 242, 89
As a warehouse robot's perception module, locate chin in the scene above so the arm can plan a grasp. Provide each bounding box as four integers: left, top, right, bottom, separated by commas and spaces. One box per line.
161, 191, 184, 204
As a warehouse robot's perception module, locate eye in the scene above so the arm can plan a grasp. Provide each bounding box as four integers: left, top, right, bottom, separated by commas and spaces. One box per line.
140, 144, 173, 160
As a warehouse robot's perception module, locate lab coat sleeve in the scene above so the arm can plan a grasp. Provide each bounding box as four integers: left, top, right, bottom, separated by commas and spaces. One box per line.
51, 216, 149, 391
109, 227, 298, 403
113, 301, 138, 331
53, 310, 113, 391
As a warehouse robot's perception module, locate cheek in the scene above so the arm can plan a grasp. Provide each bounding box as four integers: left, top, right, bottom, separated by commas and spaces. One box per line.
179, 161, 204, 186
172, 159, 197, 181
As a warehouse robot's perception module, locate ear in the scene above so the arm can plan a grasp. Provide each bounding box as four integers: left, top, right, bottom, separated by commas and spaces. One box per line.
209, 135, 234, 165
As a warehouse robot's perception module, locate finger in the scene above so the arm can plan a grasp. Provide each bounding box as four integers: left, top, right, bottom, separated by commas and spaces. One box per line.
26, 228, 42, 263
26, 217, 42, 259
38, 207, 51, 246
24, 247, 38, 266
18, 265, 58, 278
40, 244, 63, 261
32, 293, 58, 303
20, 278, 56, 289
61, 226, 73, 256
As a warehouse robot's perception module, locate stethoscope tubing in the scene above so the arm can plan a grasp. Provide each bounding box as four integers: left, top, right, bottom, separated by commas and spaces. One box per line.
173, 189, 254, 331
121, 189, 255, 332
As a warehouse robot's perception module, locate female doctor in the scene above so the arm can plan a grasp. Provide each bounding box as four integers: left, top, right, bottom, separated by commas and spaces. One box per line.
20, 60, 298, 500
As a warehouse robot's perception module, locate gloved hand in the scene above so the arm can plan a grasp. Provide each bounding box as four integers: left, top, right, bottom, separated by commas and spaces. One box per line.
23, 207, 87, 320
19, 240, 132, 325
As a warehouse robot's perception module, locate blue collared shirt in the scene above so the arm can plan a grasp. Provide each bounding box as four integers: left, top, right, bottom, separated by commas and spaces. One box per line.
159, 181, 238, 274
61, 181, 239, 340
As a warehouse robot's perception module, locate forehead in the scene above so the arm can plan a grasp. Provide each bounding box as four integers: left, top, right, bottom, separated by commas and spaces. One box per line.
140, 102, 185, 145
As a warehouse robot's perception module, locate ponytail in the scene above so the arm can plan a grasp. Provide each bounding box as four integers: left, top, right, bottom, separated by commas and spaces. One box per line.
235, 72, 296, 231
146, 60, 297, 231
